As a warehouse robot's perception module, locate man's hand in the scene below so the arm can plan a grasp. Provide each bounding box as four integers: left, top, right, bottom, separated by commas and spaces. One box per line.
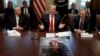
58, 23, 65, 29
38, 24, 44, 30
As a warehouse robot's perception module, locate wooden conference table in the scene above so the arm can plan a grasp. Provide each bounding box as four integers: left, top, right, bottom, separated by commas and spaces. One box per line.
0, 30, 100, 56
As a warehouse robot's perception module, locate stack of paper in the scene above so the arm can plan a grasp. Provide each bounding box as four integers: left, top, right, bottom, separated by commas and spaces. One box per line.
46, 31, 72, 37
56, 31, 72, 37
7, 30, 21, 36
46, 33, 56, 37
81, 33, 93, 38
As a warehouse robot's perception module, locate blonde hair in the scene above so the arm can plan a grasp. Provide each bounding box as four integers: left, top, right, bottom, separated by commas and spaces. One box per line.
49, 5, 56, 9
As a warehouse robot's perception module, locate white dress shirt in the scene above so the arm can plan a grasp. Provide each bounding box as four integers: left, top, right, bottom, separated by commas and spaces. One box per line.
15, 15, 19, 26
24, 8, 29, 14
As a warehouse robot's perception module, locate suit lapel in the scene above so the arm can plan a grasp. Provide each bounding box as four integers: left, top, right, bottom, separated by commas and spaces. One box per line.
19, 16, 22, 25
83, 16, 88, 26
12, 14, 17, 26
78, 16, 80, 27
45, 13, 49, 23
55, 14, 57, 24
55, 14, 60, 24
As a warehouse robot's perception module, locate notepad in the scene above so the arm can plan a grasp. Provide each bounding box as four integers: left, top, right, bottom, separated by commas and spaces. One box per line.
7, 30, 21, 36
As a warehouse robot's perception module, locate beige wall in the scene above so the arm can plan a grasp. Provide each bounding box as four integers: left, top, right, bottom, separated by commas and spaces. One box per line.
46, 0, 54, 11
4, 0, 54, 10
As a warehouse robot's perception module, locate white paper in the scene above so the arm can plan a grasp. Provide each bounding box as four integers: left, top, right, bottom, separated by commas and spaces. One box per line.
7, 30, 21, 36
56, 31, 72, 37
81, 33, 93, 38
46, 33, 56, 37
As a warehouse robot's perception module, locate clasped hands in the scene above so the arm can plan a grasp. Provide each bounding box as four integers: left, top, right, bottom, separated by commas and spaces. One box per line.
13, 25, 23, 30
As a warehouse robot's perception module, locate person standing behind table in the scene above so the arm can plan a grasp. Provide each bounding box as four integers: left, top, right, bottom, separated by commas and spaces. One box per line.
71, 9, 90, 34
85, 1, 96, 32
54, 0, 68, 17
68, 3, 78, 14
21, 1, 30, 16
38, 5, 65, 32
54, 0, 69, 31
7, 7, 29, 30
4, 1, 14, 29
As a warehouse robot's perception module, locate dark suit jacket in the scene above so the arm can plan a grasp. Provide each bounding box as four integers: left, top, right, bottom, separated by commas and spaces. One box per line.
88, 8, 96, 31
71, 16, 90, 32
4, 8, 14, 28
21, 7, 31, 15
41, 13, 61, 32
0, 17, 4, 29
6, 14, 29, 30
4, 8, 14, 17
68, 9, 78, 14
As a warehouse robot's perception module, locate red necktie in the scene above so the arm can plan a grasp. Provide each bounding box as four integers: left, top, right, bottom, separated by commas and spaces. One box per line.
49, 15, 54, 32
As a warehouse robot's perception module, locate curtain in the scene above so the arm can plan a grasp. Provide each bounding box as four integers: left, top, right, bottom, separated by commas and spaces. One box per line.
0, 0, 4, 13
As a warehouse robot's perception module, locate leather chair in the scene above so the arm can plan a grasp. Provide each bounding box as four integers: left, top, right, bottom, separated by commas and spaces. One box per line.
96, 14, 100, 30
67, 14, 78, 30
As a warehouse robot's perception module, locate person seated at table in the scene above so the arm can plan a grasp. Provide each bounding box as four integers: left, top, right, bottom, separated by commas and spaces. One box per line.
42, 40, 68, 56
68, 3, 78, 14
38, 5, 65, 32
6, 7, 29, 30
71, 9, 90, 33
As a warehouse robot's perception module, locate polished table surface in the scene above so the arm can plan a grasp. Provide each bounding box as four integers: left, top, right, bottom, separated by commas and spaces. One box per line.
0, 30, 100, 56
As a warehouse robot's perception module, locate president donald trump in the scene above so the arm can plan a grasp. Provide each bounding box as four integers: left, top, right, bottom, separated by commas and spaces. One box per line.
39, 5, 65, 32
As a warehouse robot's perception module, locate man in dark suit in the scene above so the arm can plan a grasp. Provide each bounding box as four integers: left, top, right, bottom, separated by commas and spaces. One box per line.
21, 1, 34, 29
4, 1, 14, 29
4, 1, 14, 17
85, 1, 96, 31
7, 7, 29, 30
21, 1, 30, 16
71, 10, 90, 33
54, 0, 68, 18
68, 3, 78, 14
38, 5, 65, 32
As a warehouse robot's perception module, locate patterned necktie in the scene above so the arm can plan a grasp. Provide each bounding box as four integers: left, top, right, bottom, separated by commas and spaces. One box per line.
79, 19, 84, 30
